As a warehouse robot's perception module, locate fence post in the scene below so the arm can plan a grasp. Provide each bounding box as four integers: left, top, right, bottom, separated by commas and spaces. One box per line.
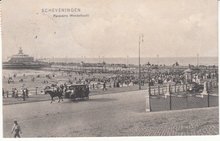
175, 84, 176, 93
165, 83, 170, 98
158, 85, 160, 95
169, 84, 172, 110
154, 87, 156, 95
176, 85, 179, 94
177, 85, 180, 94
182, 84, 184, 92
186, 89, 188, 108
36, 87, 38, 95
208, 91, 210, 107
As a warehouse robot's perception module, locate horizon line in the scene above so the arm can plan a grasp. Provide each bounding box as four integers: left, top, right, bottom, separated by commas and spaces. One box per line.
36, 56, 218, 59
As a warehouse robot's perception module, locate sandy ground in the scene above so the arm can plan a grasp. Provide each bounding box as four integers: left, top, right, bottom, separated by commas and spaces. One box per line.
3, 69, 139, 93
3, 69, 149, 105
3, 90, 219, 137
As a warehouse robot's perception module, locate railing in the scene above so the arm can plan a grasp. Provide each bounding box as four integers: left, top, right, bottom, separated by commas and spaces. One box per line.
2, 87, 41, 98
149, 81, 218, 96
88, 82, 135, 90
148, 81, 218, 112
2, 81, 138, 98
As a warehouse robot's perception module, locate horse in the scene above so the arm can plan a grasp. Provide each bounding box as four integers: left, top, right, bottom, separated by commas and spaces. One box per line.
44, 89, 64, 103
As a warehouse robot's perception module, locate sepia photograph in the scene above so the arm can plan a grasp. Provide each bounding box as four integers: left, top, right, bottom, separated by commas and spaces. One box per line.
0, 0, 219, 138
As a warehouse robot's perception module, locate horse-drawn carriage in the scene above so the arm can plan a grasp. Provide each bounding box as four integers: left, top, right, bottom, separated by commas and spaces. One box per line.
65, 84, 90, 101
44, 84, 90, 103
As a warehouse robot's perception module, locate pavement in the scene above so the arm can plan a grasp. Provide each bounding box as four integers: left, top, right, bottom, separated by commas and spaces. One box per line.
3, 85, 149, 105
3, 90, 219, 137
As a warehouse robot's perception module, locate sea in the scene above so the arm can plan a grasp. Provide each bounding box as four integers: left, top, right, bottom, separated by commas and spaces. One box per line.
2, 57, 218, 77
46, 57, 218, 66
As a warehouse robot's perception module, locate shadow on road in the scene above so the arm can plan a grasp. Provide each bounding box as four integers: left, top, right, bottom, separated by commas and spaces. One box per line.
60, 98, 118, 103
88, 98, 117, 102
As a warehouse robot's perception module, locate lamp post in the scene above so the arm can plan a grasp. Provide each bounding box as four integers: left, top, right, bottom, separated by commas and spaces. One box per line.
138, 34, 144, 90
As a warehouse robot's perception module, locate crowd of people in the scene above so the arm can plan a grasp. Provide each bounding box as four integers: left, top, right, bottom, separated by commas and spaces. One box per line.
2, 67, 218, 98
3, 87, 29, 101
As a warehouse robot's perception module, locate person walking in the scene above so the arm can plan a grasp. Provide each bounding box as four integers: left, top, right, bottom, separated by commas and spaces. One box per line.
26, 88, 29, 98
11, 121, 22, 138
6, 90, 9, 98
22, 89, 26, 101
15, 88, 18, 98
2, 88, 4, 98
103, 81, 107, 91
12, 88, 15, 98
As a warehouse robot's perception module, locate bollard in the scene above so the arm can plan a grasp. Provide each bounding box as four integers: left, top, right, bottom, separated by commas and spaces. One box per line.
146, 85, 152, 112
146, 95, 150, 112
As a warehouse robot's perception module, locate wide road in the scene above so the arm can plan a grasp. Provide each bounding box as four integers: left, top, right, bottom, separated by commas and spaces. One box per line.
3, 90, 218, 137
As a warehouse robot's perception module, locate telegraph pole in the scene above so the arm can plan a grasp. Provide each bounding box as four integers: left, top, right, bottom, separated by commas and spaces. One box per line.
139, 34, 144, 90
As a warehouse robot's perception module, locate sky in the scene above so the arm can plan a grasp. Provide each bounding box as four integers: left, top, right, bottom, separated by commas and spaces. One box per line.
1, 0, 218, 60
